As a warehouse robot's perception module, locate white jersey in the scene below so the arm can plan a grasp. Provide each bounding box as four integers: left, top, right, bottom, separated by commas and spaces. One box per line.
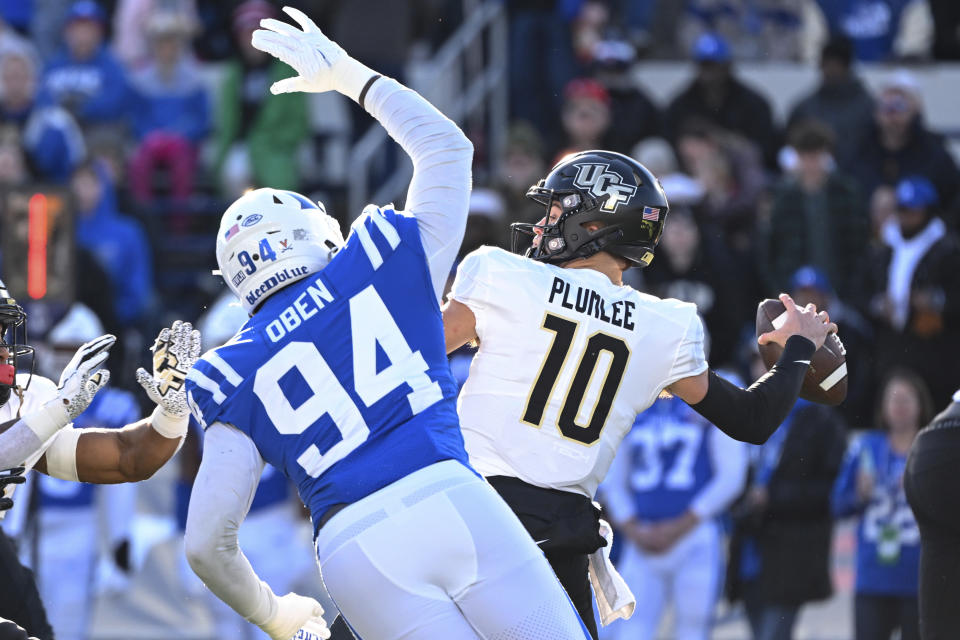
0, 374, 59, 518
450, 247, 707, 498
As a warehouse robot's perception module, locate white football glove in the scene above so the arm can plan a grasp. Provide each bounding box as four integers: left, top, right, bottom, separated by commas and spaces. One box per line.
136, 321, 201, 419
251, 6, 374, 100
258, 593, 330, 640
56, 334, 115, 420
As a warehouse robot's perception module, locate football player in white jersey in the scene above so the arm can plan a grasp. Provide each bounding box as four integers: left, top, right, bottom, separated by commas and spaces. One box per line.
443, 150, 838, 637
0, 280, 201, 636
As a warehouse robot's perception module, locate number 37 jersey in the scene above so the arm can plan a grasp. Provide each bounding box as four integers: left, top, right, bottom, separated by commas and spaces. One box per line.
450, 247, 707, 498
186, 207, 468, 529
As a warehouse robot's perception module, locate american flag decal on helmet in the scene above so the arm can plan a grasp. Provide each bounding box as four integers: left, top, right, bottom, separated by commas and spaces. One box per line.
642, 206, 660, 221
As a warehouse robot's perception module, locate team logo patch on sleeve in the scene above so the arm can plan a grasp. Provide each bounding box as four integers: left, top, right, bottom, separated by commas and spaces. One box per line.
572, 163, 638, 212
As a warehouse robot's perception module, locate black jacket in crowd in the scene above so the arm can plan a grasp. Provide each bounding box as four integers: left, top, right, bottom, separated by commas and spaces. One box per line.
764, 172, 869, 303
848, 118, 960, 222
664, 74, 778, 167
863, 228, 960, 406
726, 403, 846, 607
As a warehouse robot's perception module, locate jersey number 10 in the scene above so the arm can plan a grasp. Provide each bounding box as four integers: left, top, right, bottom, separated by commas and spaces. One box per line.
252, 285, 443, 478
521, 313, 630, 445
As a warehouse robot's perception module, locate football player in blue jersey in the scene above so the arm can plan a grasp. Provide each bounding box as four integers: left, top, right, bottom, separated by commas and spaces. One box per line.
182, 7, 594, 640
602, 373, 748, 640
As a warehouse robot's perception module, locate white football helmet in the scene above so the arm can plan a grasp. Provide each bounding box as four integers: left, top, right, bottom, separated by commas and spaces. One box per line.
216, 188, 345, 314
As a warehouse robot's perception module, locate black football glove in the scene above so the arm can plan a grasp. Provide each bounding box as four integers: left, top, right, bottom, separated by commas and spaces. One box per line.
0, 467, 26, 511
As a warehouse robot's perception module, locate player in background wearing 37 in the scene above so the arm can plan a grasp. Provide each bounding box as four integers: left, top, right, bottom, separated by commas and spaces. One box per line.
443, 150, 838, 637
0, 280, 201, 638
601, 372, 748, 640
183, 7, 593, 640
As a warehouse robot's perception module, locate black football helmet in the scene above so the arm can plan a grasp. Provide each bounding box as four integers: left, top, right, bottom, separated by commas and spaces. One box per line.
0, 280, 34, 407
510, 150, 669, 267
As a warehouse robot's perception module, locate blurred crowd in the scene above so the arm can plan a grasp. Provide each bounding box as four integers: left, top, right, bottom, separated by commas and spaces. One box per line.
1, 0, 959, 638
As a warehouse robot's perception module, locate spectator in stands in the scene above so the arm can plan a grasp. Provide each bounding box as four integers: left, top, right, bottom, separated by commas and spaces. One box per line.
726, 350, 846, 640
870, 184, 898, 245
554, 77, 611, 163
676, 119, 766, 252
864, 176, 960, 408
664, 32, 778, 167
787, 36, 875, 171
813, 0, 932, 62
0, 49, 86, 183
128, 11, 209, 207
38, 1, 130, 133
789, 266, 875, 429
679, 0, 805, 61
496, 122, 547, 225
211, 0, 308, 197
764, 121, 869, 302
631, 137, 705, 207
849, 70, 960, 221
0, 14, 37, 59
591, 39, 660, 155
832, 369, 931, 640
0, 127, 29, 187
930, 0, 960, 59
111, 0, 199, 69
507, 0, 579, 149
602, 380, 748, 640
642, 206, 749, 368
70, 160, 153, 329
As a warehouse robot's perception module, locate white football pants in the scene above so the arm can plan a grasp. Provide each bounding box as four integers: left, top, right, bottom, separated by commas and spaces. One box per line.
608, 520, 722, 640
315, 460, 592, 640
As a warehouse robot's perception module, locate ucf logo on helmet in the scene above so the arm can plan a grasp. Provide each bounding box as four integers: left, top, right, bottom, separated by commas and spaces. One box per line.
572, 163, 637, 212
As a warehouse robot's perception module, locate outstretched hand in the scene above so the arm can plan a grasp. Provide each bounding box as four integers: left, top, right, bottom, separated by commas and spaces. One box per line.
136, 321, 201, 419
758, 293, 838, 351
57, 334, 115, 420
251, 6, 348, 95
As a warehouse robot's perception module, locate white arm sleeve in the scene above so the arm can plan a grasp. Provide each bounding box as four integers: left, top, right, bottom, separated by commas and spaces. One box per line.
364, 78, 473, 300
184, 421, 279, 627
689, 427, 749, 520
600, 441, 637, 526
0, 420, 46, 469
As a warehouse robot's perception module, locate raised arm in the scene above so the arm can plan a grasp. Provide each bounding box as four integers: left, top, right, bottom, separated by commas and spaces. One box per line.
251, 6, 473, 300
36, 322, 200, 484
0, 335, 114, 470
185, 422, 329, 640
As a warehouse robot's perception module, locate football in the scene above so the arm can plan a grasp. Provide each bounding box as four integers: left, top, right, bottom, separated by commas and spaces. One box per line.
755, 298, 848, 406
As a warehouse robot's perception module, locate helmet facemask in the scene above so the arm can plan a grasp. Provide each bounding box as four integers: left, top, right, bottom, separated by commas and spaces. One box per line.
0, 301, 35, 407
510, 189, 623, 264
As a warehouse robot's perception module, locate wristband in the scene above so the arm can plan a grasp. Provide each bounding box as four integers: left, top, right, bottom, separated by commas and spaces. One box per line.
333, 56, 380, 104
150, 406, 188, 440
22, 399, 71, 443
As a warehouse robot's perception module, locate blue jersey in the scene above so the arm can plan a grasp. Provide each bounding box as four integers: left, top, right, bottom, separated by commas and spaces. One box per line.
621, 396, 717, 522
815, 0, 911, 62
38, 389, 140, 509
832, 431, 919, 596
186, 207, 468, 532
